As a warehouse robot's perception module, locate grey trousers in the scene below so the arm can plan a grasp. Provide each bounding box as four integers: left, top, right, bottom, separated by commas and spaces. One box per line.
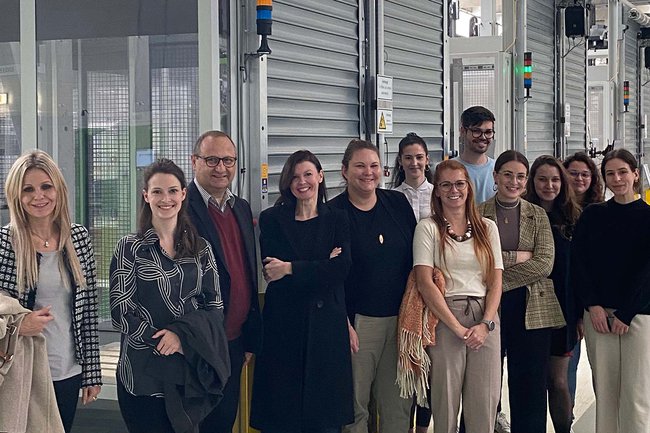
426, 296, 501, 433
343, 315, 411, 433
584, 310, 650, 433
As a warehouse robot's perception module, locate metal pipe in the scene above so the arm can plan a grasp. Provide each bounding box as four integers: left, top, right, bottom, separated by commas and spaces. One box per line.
621, 0, 650, 27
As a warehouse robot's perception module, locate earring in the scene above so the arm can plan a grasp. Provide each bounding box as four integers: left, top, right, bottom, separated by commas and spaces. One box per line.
493, 184, 498, 191
425, 165, 431, 172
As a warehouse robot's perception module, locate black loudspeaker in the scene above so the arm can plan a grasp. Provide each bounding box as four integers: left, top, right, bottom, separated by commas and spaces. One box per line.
565, 6, 586, 37
645, 47, 650, 69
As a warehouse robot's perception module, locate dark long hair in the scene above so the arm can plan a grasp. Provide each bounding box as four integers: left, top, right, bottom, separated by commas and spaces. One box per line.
430, 160, 496, 283
390, 133, 434, 187
276, 150, 327, 205
563, 152, 604, 206
138, 159, 202, 257
525, 155, 580, 238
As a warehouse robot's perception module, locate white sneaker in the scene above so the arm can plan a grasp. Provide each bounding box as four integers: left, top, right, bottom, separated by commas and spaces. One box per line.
494, 412, 511, 433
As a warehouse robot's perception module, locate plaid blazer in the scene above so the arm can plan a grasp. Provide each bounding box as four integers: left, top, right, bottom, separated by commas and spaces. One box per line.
479, 198, 565, 330
0, 224, 102, 387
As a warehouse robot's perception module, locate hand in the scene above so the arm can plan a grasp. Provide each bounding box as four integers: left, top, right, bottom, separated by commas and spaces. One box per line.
576, 318, 585, 340
464, 324, 489, 351
82, 385, 101, 405
453, 325, 470, 341
588, 306, 609, 334
348, 322, 359, 354
243, 352, 254, 367
18, 306, 54, 336
262, 257, 291, 282
329, 247, 342, 259
152, 329, 183, 355
610, 317, 629, 335
515, 251, 533, 264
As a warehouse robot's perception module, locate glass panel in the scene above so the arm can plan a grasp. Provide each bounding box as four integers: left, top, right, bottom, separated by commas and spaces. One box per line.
0, 41, 21, 226
35, 1, 210, 322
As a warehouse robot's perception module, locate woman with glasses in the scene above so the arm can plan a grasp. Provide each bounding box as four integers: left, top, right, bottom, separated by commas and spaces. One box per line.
571, 149, 650, 433
414, 160, 503, 433
562, 152, 603, 417
525, 156, 581, 433
330, 139, 416, 433
478, 150, 565, 433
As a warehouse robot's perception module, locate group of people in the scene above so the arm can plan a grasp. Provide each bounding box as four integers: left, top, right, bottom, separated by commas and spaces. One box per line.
0, 105, 648, 433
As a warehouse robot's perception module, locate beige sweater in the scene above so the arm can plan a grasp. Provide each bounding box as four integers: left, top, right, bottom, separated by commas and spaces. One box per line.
0, 294, 64, 433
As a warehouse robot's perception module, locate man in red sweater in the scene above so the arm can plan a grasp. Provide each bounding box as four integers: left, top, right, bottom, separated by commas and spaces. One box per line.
188, 130, 262, 433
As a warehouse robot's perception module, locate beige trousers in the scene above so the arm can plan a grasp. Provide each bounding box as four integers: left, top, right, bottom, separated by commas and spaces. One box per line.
343, 315, 412, 433
426, 297, 501, 433
584, 310, 650, 433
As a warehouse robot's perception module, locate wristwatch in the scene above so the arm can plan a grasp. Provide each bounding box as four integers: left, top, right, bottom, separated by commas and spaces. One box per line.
480, 319, 496, 332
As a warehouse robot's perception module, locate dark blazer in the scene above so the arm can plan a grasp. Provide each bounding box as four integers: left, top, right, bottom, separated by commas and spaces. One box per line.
187, 182, 262, 353
329, 188, 417, 319
250, 202, 354, 431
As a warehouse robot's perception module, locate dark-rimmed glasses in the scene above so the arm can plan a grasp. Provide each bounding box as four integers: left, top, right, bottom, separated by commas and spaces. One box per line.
195, 155, 237, 168
438, 180, 468, 192
466, 128, 495, 139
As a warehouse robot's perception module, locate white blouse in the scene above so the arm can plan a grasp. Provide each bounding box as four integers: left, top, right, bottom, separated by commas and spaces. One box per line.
393, 180, 434, 221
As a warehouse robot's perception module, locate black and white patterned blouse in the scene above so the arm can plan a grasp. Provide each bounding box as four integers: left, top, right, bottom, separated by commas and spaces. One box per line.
109, 228, 223, 396
0, 224, 102, 388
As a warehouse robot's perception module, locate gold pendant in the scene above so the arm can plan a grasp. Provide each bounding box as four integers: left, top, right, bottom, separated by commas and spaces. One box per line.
504, 217, 509, 224
378, 234, 384, 244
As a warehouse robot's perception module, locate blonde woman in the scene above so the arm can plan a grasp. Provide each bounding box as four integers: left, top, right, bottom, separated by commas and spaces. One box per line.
0, 150, 102, 433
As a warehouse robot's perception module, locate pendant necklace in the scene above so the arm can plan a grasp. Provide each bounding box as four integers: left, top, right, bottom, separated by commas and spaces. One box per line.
495, 196, 520, 224
31, 231, 52, 248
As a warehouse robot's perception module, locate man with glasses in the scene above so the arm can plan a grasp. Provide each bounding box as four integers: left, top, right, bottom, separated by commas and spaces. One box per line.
454, 106, 497, 204
188, 130, 262, 433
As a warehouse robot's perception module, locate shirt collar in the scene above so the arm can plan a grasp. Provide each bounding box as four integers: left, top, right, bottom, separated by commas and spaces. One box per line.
193, 178, 236, 210
398, 180, 433, 192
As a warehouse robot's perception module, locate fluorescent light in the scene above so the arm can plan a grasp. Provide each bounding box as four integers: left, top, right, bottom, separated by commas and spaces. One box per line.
0, 93, 7, 105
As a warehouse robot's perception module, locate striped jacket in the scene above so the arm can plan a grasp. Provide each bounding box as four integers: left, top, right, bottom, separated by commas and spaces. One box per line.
0, 224, 102, 387
479, 198, 566, 330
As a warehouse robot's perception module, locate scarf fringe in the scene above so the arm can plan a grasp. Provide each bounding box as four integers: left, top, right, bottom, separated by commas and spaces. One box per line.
396, 326, 432, 408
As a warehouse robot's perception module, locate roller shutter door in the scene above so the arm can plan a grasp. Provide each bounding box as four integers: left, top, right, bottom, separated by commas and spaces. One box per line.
383, 0, 444, 165
624, 21, 640, 152
266, 0, 360, 202
564, 34, 587, 156
526, 0, 556, 160
643, 47, 650, 165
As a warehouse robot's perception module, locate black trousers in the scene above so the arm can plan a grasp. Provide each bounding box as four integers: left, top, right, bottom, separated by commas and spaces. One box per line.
53, 373, 82, 433
501, 286, 551, 433
200, 337, 244, 433
117, 378, 175, 433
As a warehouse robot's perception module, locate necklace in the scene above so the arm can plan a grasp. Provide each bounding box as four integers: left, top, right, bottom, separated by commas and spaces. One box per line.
31, 231, 53, 248
445, 218, 472, 242
495, 196, 520, 210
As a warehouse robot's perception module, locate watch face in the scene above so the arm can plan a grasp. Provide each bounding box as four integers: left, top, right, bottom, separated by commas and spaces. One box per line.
488, 321, 495, 331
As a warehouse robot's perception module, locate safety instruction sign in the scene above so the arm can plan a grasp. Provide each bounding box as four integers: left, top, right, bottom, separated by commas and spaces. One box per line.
376, 74, 393, 135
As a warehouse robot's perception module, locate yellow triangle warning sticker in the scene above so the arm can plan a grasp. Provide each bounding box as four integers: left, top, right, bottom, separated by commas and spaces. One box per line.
379, 113, 386, 130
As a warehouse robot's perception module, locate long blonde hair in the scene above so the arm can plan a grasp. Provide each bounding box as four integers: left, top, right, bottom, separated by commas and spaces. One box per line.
4, 150, 86, 293
430, 160, 496, 283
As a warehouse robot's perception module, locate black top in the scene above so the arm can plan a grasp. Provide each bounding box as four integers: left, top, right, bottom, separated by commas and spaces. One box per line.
329, 188, 417, 319
571, 198, 650, 325
548, 222, 578, 351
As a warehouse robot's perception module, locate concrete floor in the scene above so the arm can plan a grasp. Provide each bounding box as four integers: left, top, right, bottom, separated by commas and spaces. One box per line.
73, 339, 597, 433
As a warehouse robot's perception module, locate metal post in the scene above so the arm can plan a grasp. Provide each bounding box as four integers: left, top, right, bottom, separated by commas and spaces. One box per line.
609, 0, 621, 145
198, 0, 221, 132
20, 0, 37, 151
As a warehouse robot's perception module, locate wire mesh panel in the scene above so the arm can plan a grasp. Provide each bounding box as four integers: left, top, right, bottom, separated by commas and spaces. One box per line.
150, 38, 200, 180
0, 45, 21, 226
624, 21, 640, 153
86, 70, 131, 321
462, 65, 496, 114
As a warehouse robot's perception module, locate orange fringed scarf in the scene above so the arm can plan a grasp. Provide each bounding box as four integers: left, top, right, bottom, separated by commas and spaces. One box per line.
396, 268, 446, 407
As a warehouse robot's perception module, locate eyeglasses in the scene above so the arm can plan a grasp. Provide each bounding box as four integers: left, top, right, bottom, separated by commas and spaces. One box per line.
498, 171, 527, 183
195, 155, 237, 168
466, 128, 495, 139
437, 180, 469, 192
568, 170, 591, 179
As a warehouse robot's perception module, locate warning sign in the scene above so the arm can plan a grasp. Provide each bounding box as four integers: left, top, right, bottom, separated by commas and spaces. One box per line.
377, 109, 393, 134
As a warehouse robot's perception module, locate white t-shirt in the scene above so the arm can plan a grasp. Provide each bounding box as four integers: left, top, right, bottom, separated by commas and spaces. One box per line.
413, 217, 503, 297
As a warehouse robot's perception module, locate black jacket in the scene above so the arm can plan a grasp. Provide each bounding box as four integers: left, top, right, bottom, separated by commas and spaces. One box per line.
187, 182, 262, 353
148, 308, 231, 433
